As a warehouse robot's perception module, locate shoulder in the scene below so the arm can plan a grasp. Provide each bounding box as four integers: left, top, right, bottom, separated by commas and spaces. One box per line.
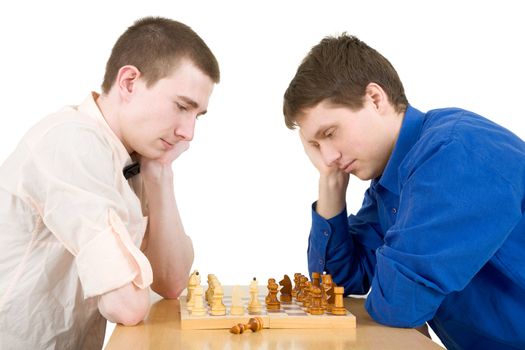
421, 107, 522, 150
24, 106, 112, 156
402, 107, 525, 187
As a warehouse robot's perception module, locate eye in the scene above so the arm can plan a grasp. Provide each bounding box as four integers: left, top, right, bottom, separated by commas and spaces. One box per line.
176, 102, 188, 112
324, 128, 335, 138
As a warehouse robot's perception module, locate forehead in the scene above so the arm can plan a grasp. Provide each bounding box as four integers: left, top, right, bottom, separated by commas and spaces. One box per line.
297, 101, 346, 139
152, 60, 214, 107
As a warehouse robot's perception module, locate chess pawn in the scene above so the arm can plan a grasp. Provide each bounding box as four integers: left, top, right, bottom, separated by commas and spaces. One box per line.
308, 285, 324, 315
248, 277, 263, 313
292, 273, 301, 298
266, 278, 281, 311
296, 275, 308, 302
210, 285, 226, 316
230, 285, 245, 316
229, 317, 264, 334
302, 281, 312, 310
331, 286, 347, 316
190, 285, 207, 316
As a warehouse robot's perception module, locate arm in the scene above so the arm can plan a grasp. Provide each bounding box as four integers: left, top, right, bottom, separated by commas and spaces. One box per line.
309, 186, 384, 295
27, 124, 154, 325
366, 140, 523, 327
98, 283, 150, 326
300, 133, 382, 294
139, 142, 194, 299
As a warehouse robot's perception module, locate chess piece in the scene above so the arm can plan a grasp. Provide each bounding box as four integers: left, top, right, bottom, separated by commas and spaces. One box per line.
308, 285, 324, 315
292, 273, 301, 298
190, 285, 207, 316
266, 278, 281, 311
296, 275, 308, 302
248, 277, 263, 313
312, 271, 321, 287
331, 286, 347, 315
230, 285, 245, 316
186, 270, 199, 302
279, 275, 292, 303
206, 274, 221, 306
210, 285, 226, 316
322, 274, 334, 313
302, 281, 312, 310
229, 317, 264, 334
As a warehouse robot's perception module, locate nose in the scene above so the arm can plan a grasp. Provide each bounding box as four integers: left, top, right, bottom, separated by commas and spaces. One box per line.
174, 115, 196, 141
320, 145, 341, 168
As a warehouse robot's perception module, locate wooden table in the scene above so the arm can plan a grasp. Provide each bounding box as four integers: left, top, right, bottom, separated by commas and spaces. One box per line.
105, 293, 443, 349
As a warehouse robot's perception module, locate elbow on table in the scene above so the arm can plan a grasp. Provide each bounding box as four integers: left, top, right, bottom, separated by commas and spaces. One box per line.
152, 281, 185, 299
116, 302, 149, 326
98, 284, 150, 326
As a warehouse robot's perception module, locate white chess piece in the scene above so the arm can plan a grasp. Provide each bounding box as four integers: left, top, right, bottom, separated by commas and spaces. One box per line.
187, 270, 199, 302
191, 285, 207, 316
210, 285, 226, 316
230, 285, 245, 316
248, 278, 262, 313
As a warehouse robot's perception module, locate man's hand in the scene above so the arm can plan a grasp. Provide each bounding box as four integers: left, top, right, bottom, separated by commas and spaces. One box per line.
299, 132, 349, 219
158, 140, 190, 165
139, 141, 189, 184
136, 139, 195, 298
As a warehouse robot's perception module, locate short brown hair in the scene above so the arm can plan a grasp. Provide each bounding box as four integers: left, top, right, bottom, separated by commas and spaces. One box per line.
283, 33, 408, 129
102, 17, 220, 93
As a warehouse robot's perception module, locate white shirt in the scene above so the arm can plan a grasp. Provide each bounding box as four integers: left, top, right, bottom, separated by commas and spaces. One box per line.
0, 93, 153, 349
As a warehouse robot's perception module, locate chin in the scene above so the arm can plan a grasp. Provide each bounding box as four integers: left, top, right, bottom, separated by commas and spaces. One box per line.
354, 170, 376, 181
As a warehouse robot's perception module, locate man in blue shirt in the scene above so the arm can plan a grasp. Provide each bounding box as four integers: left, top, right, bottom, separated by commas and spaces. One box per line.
283, 34, 525, 349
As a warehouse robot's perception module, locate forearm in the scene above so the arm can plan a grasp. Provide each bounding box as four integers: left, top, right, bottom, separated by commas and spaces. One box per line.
316, 173, 348, 219
142, 165, 194, 298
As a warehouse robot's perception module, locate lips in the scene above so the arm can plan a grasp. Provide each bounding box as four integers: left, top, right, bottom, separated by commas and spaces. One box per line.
342, 160, 356, 173
161, 138, 174, 150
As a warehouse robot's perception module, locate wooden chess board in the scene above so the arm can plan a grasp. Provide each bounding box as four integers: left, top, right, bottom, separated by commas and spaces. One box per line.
179, 287, 356, 330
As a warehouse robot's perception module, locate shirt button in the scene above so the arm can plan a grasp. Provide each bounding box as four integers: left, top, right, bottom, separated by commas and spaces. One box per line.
323, 230, 329, 237
319, 259, 324, 265
392, 208, 397, 214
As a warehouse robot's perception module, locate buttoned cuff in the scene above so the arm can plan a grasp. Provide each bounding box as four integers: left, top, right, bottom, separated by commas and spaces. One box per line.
308, 202, 348, 274
76, 209, 153, 298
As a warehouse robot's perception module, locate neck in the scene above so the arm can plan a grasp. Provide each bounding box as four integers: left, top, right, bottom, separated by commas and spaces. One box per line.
96, 93, 133, 153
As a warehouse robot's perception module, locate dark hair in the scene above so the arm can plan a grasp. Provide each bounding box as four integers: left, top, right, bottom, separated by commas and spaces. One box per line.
102, 16, 220, 93
283, 33, 407, 129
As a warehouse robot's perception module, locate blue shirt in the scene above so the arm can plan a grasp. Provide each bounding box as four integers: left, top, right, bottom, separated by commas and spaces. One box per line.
308, 106, 525, 350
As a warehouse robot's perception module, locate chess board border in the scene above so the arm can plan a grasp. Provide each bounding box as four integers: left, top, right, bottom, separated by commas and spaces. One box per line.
179, 289, 356, 330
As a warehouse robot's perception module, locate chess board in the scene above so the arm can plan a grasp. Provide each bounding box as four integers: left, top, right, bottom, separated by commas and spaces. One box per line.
179, 287, 356, 330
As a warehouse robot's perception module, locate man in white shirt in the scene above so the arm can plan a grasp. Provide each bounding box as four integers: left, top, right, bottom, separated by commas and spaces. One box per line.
0, 16, 219, 349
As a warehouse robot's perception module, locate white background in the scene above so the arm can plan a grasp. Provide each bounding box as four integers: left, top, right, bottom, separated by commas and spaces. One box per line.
1, 1, 524, 348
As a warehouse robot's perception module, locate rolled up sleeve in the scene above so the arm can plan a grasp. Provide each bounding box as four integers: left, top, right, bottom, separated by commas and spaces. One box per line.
21, 122, 152, 298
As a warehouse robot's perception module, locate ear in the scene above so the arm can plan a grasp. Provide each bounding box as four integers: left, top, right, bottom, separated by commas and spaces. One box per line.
115, 65, 141, 102
364, 83, 389, 114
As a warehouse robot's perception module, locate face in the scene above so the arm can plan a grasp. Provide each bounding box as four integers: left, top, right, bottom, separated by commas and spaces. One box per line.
121, 59, 214, 159
297, 99, 400, 180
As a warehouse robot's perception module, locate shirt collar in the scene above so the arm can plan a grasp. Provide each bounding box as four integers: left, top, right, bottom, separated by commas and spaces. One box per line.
378, 105, 426, 195
77, 92, 133, 168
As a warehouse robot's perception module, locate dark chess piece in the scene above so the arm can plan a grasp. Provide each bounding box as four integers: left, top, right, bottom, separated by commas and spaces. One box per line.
229, 317, 264, 334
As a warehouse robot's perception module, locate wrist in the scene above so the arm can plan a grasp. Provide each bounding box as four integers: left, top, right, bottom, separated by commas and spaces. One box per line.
142, 162, 174, 186
317, 173, 348, 219
319, 172, 349, 192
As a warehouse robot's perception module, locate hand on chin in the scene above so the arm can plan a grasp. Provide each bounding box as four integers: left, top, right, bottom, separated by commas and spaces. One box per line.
156, 140, 190, 165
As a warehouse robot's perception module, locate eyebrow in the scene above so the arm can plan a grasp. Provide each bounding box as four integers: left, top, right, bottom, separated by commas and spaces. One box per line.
177, 95, 208, 115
